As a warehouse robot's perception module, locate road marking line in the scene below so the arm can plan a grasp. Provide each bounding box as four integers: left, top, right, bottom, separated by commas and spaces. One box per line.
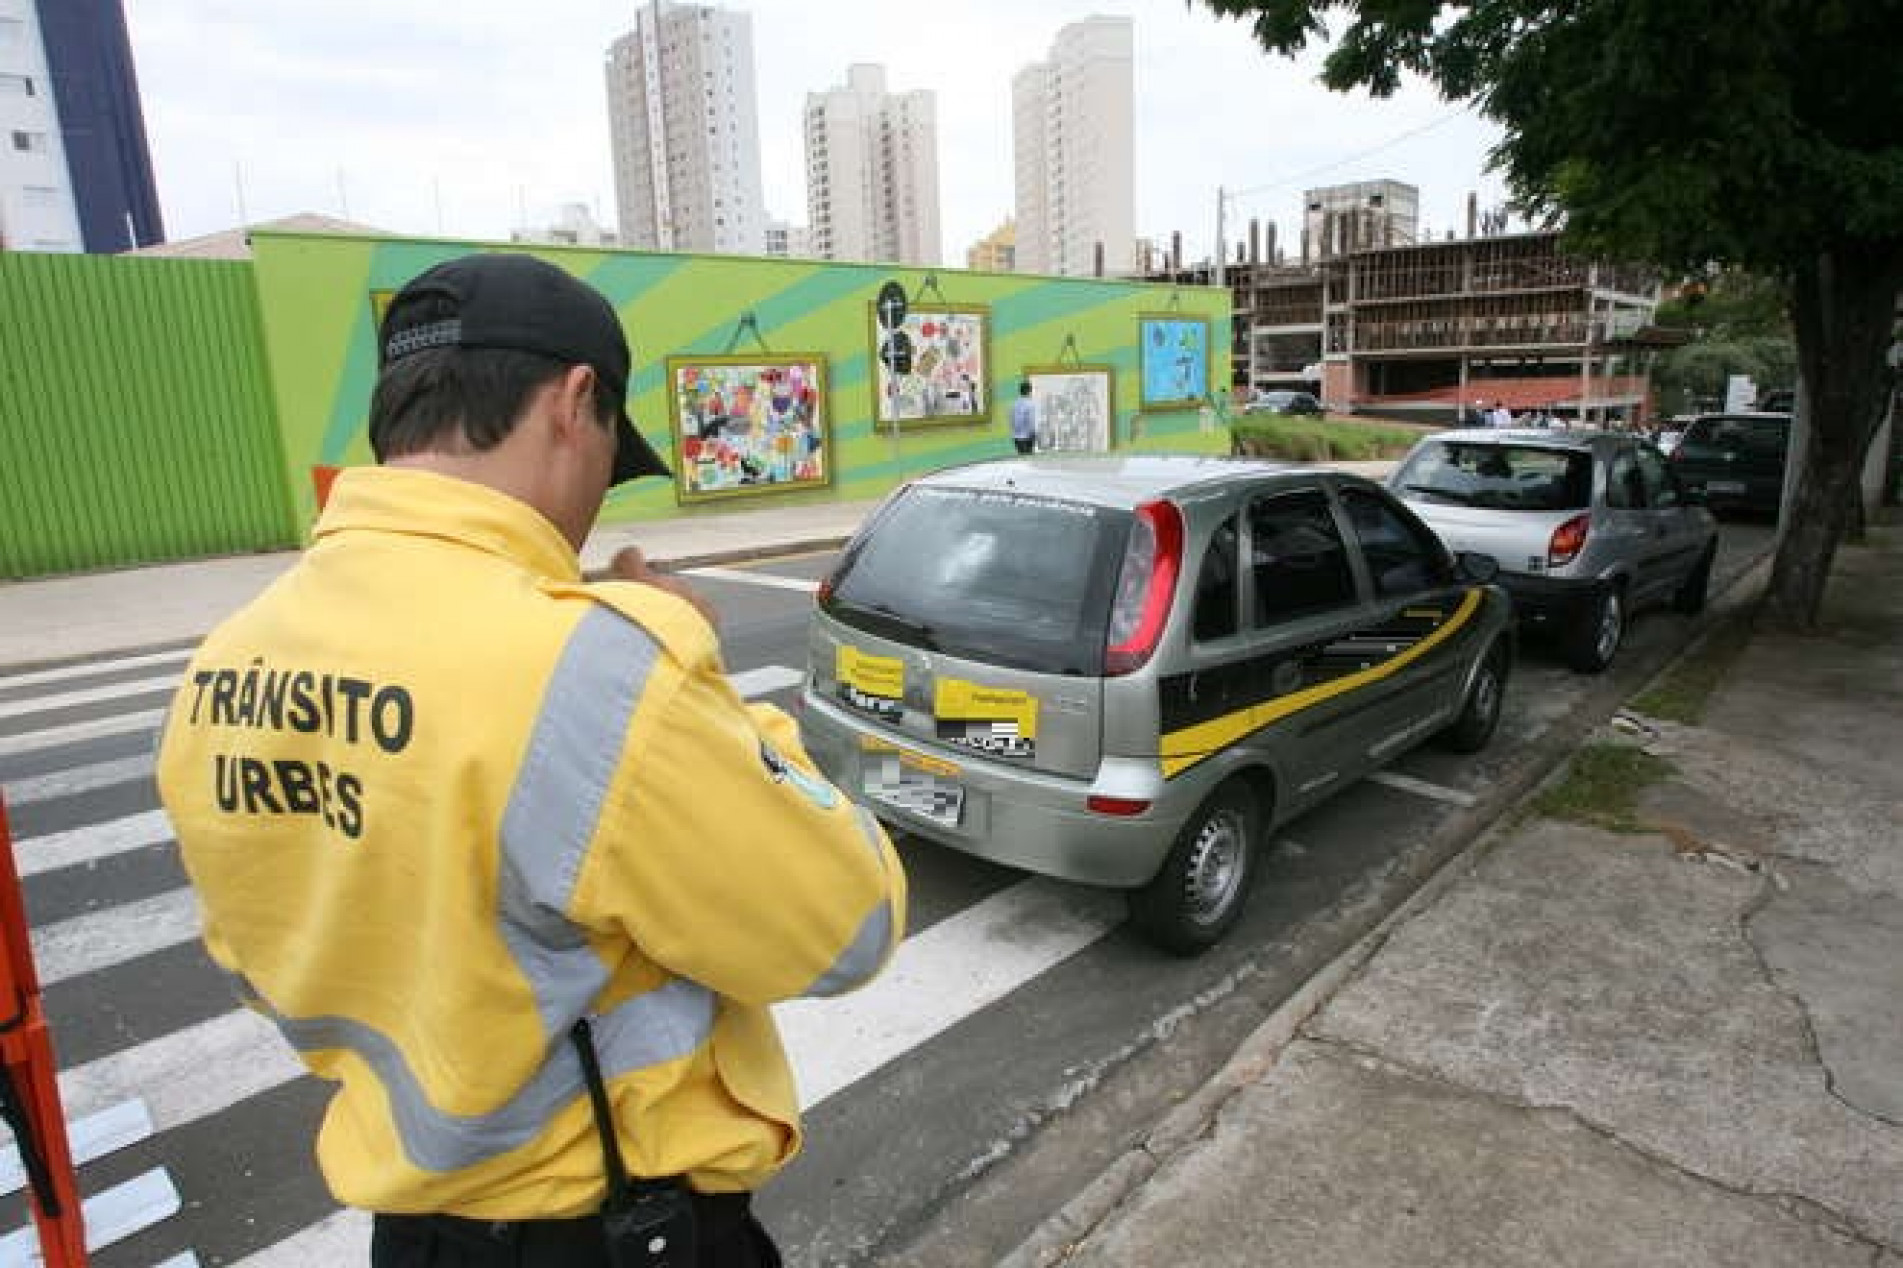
0, 1167, 181, 1263
0, 1098, 153, 1197
776, 876, 1123, 1108
681, 566, 820, 594
1368, 769, 1478, 808
0, 672, 181, 721
3, 753, 152, 806
728, 664, 805, 697
59, 1009, 299, 1131
0, 707, 166, 760
0, 649, 191, 692
13, 809, 173, 878
33, 887, 200, 986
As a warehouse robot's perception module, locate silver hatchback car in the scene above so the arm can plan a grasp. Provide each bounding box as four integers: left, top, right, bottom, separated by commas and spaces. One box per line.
799, 456, 1513, 953
1389, 430, 1718, 673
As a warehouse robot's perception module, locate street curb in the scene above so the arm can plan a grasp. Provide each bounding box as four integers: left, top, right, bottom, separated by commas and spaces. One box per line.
994, 549, 1777, 1268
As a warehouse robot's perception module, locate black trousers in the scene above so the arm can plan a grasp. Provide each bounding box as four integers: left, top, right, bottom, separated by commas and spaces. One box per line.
370, 1193, 781, 1268
1013, 437, 1035, 455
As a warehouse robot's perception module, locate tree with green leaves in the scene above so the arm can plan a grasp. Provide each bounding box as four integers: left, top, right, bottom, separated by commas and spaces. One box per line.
1198, 0, 1903, 627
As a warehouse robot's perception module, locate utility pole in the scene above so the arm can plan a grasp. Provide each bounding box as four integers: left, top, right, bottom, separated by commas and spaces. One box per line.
1214, 185, 1227, 290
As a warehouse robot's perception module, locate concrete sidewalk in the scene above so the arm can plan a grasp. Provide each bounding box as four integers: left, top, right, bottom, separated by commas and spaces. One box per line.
1004, 521, 1903, 1267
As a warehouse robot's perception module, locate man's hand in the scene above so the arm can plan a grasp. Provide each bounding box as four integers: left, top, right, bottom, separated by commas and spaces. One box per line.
610, 546, 720, 632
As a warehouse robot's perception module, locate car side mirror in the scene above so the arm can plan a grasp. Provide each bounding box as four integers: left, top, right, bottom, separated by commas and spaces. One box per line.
1455, 551, 1500, 583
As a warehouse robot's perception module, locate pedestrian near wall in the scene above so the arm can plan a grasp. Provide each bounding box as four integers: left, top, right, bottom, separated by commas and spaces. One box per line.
156, 253, 907, 1268
1011, 379, 1038, 455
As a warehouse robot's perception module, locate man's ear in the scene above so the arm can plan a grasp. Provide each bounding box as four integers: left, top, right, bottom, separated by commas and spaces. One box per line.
551, 364, 600, 438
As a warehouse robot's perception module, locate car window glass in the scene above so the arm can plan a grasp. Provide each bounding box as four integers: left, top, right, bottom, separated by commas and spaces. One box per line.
1340, 488, 1449, 597
1636, 447, 1680, 508
826, 486, 1127, 676
1395, 441, 1591, 511
1192, 514, 1240, 642
1607, 449, 1645, 509
1248, 490, 1357, 626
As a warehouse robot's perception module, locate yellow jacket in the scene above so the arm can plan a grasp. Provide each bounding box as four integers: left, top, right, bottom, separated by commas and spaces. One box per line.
156, 467, 906, 1218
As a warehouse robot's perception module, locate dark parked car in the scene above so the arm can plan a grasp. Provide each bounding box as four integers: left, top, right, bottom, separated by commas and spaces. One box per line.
1245, 389, 1323, 416
1669, 412, 1791, 516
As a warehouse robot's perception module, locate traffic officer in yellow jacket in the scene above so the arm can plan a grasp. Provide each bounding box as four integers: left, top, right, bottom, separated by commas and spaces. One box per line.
156, 253, 907, 1268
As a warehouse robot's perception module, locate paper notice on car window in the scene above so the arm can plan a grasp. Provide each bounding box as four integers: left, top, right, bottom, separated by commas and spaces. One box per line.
837, 645, 905, 720
935, 678, 1038, 759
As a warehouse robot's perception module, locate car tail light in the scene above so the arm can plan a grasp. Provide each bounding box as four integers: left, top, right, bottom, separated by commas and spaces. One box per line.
1104, 500, 1184, 676
1548, 514, 1591, 567
815, 571, 837, 605
1087, 794, 1151, 816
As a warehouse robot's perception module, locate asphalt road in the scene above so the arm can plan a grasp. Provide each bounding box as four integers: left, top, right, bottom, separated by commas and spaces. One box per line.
0, 520, 1774, 1267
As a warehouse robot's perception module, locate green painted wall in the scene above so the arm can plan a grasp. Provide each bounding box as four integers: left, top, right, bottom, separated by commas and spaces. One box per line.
248, 232, 1232, 529
0, 252, 295, 578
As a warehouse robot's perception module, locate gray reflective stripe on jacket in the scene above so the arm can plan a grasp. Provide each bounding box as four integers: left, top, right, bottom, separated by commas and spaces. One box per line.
801, 805, 896, 997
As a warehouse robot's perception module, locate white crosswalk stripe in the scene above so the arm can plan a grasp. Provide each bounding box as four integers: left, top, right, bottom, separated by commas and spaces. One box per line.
0, 706, 166, 760
13, 809, 173, 878
33, 886, 201, 986
0, 648, 191, 692
680, 566, 821, 595
3, 752, 153, 806
0, 670, 181, 721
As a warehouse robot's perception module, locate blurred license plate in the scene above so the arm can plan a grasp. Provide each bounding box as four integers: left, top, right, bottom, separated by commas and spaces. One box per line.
1706, 480, 1746, 494
864, 749, 965, 826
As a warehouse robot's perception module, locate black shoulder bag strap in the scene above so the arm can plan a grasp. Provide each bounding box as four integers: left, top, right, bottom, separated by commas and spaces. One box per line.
570, 1017, 698, 1267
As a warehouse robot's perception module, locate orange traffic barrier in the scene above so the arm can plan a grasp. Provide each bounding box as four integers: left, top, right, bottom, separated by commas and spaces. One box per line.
0, 793, 87, 1265
311, 464, 342, 513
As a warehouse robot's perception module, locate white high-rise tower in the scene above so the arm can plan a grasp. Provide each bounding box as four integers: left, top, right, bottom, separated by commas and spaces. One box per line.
803, 64, 941, 266
605, 1, 766, 254
1012, 16, 1135, 277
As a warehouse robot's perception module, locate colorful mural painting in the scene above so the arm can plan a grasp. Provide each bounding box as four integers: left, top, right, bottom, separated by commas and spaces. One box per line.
1139, 315, 1211, 410
1025, 365, 1115, 452
668, 356, 830, 501
872, 304, 989, 426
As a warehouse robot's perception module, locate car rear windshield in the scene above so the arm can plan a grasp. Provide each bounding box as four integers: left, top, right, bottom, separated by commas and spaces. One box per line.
1395, 441, 1592, 512
824, 485, 1131, 676
1679, 415, 1789, 460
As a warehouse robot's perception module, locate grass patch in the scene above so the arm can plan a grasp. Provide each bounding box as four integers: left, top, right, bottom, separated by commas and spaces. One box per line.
1229, 414, 1427, 462
1531, 743, 1676, 833
1629, 616, 1755, 724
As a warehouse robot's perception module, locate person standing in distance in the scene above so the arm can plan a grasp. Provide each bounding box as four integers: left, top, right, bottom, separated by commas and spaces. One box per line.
1010, 379, 1037, 455
156, 253, 906, 1268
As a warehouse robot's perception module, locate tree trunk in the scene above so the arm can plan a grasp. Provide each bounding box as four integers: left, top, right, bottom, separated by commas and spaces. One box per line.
1762, 241, 1903, 631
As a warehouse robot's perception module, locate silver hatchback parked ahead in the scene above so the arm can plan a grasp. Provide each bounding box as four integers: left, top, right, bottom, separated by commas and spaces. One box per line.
799, 456, 1512, 954
1389, 430, 1718, 672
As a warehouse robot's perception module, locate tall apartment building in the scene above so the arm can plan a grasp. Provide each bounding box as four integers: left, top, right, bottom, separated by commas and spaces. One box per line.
1012, 16, 1134, 277
604, 1, 765, 254
803, 64, 940, 266
0, 0, 162, 253
764, 218, 810, 258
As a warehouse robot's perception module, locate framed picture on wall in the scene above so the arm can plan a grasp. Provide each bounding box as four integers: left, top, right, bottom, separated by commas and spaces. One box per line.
871, 304, 990, 426
1138, 314, 1211, 410
1023, 364, 1116, 453
666, 355, 831, 502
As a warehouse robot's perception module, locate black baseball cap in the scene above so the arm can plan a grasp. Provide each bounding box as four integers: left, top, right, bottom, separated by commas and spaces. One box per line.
378, 253, 671, 484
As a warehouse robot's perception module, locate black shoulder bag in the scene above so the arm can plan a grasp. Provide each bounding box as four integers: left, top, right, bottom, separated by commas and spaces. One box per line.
571, 1017, 699, 1268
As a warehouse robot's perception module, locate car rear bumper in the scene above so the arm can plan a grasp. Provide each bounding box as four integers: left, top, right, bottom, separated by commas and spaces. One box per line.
1496, 571, 1606, 630
798, 692, 1195, 888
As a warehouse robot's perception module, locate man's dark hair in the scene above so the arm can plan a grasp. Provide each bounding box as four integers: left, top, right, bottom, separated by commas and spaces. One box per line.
369, 296, 618, 462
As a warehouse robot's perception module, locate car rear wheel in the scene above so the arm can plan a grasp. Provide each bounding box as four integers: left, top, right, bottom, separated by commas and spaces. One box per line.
1567, 583, 1624, 674
1128, 781, 1259, 956
1673, 546, 1715, 614
1438, 640, 1508, 753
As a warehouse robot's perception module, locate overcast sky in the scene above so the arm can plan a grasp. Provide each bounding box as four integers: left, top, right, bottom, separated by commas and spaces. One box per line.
122, 0, 1513, 265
